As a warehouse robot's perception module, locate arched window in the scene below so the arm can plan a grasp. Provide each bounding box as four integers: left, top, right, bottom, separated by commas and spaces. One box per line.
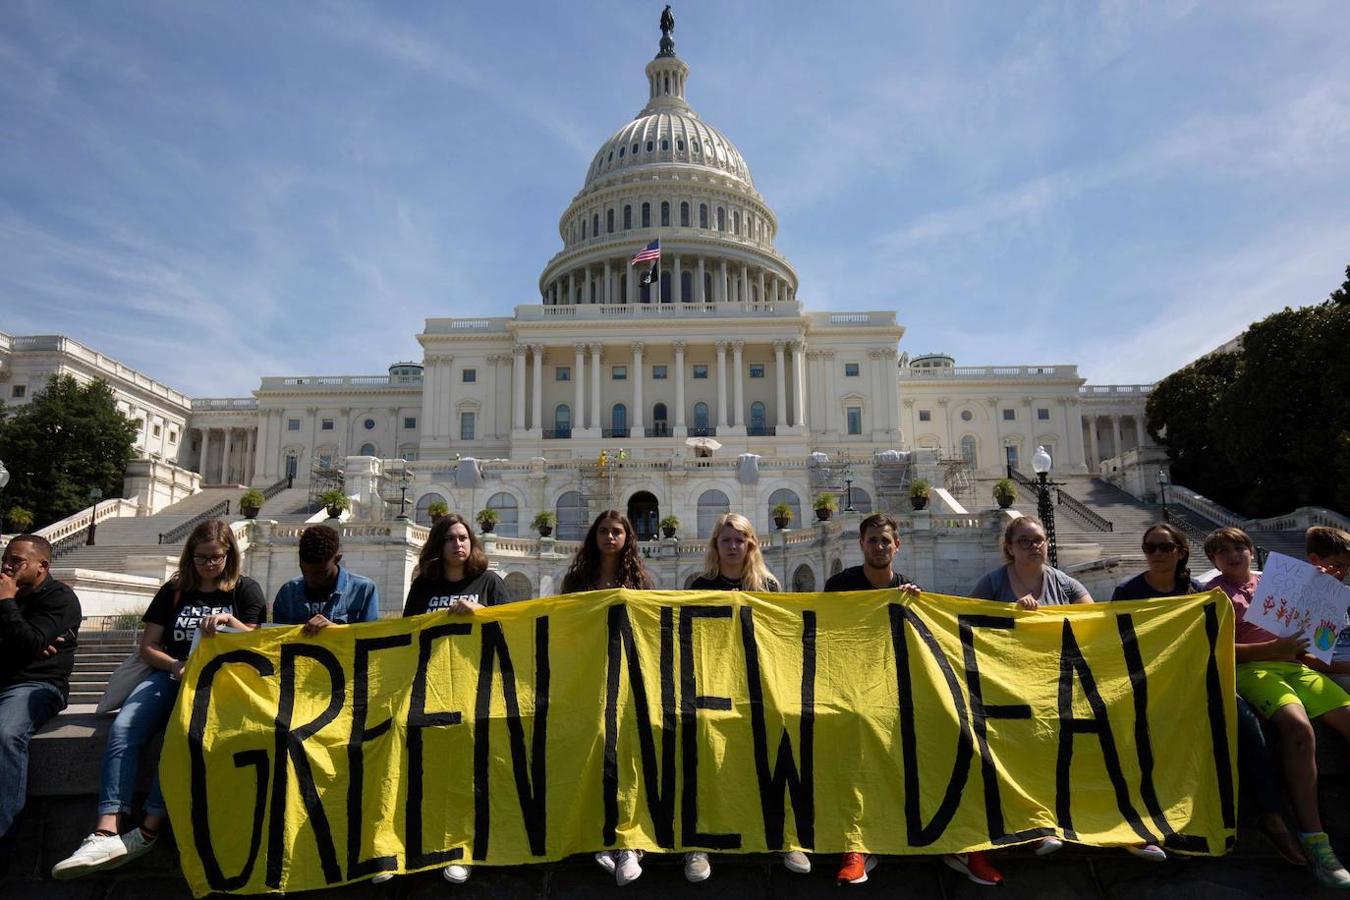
717, 207, 725, 231
960, 435, 977, 464
641, 202, 651, 228
699, 204, 709, 229
414, 492, 448, 526
693, 402, 709, 429
556, 490, 588, 540
660, 269, 672, 303
733, 210, 741, 234
703, 272, 714, 302
623, 205, 632, 230
661, 201, 670, 227
681, 271, 692, 302
848, 487, 873, 515
581, 219, 587, 240
359, 442, 377, 456
653, 402, 668, 436
611, 403, 628, 437
793, 564, 816, 593
504, 572, 533, 602
285, 452, 299, 480
697, 489, 730, 538
592, 213, 599, 237
767, 488, 801, 529
607, 209, 614, 233
554, 404, 571, 438
486, 492, 519, 536
680, 202, 690, 227
750, 401, 767, 433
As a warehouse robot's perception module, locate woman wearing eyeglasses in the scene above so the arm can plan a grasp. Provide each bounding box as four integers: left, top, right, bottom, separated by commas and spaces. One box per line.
969, 516, 1094, 610
52, 519, 265, 880
1111, 523, 1202, 600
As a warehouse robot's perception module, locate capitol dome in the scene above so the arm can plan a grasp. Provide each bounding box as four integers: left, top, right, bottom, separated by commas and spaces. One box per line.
537, 10, 797, 307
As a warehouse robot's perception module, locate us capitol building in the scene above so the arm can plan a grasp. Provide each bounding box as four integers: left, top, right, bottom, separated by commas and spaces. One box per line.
0, 12, 1157, 607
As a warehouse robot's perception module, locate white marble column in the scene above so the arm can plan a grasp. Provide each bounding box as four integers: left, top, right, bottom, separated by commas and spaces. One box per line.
198, 428, 209, 476
696, 257, 706, 302
1111, 416, 1123, 462
773, 340, 788, 428
757, 270, 766, 305
530, 345, 544, 433
1087, 416, 1100, 468
573, 344, 586, 436
719, 259, 728, 303
741, 265, 750, 307
823, 351, 838, 435
245, 428, 256, 483
1134, 415, 1146, 451
625, 264, 634, 305
673, 255, 682, 302
567, 272, 575, 305
715, 340, 728, 428
584, 268, 592, 305
513, 346, 527, 431
792, 341, 808, 430
673, 341, 687, 436
590, 344, 602, 433
222, 428, 234, 484
732, 340, 745, 428
604, 261, 613, 304
631, 342, 645, 433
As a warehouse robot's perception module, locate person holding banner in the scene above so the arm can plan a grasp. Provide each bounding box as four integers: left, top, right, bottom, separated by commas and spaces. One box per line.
403, 513, 509, 617
271, 524, 380, 631
1110, 523, 1202, 600
53, 519, 265, 880
970, 516, 1093, 610
1204, 527, 1350, 888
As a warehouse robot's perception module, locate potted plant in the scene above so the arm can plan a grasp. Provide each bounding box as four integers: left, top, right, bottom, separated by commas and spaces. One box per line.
772, 501, 794, 530
531, 510, 556, 538
909, 479, 932, 511
812, 492, 837, 522
5, 506, 34, 533
475, 507, 500, 534
319, 489, 350, 519
239, 488, 265, 519
426, 499, 449, 523
992, 478, 1017, 510
659, 514, 680, 539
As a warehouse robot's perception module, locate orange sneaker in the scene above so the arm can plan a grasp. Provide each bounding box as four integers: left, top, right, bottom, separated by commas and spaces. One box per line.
943, 850, 1003, 886
836, 852, 877, 884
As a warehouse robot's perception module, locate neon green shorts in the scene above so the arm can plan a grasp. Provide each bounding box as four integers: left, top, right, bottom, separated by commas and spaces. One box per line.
1236, 661, 1350, 719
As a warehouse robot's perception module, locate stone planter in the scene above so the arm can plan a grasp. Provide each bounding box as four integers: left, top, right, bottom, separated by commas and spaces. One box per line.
910, 496, 929, 511
241, 505, 260, 520
814, 508, 832, 522
326, 506, 345, 519
662, 525, 677, 539
480, 522, 495, 534
537, 525, 553, 538
774, 516, 791, 530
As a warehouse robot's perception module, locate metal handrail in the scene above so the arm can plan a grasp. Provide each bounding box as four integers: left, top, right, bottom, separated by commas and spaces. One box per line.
260, 475, 293, 500
1055, 487, 1114, 532
158, 500, 231, 544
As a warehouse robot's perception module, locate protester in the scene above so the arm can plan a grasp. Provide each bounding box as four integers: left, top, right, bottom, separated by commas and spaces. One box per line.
1110, 523, 1202, 600
1205, 526, 1350, 887
0, 534, 81, 842
559, 511, 669, 886
822, 514, 919, 885
970, 516, 1093, 609
272, 525, 379, 631
1306, 527, 1350, 694
689, 514, 809, 877
52, 519, 264, 879
389, 512, 508, 886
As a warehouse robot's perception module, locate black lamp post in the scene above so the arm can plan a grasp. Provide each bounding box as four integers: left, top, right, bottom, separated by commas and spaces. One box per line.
1157, 470, 1170, 523
86, 486, 103, 546
1031, 445, 1057, 568
842, 459, 855, 513
396, 472, 411, 520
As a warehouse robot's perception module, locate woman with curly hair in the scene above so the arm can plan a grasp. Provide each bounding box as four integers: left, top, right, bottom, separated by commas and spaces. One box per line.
690, 512, 780, 592
560, 509, 653, 593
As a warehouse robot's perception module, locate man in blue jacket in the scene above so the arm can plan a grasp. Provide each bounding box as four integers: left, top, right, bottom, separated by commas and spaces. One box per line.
272, 525, 379, 632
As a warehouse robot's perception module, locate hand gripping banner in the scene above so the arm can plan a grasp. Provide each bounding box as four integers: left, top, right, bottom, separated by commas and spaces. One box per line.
160, 589, 1237, 895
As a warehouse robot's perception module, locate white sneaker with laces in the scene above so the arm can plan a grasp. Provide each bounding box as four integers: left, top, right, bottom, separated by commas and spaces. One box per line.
782, 850, 811, 873
443, 863, 472, 883
614, 849, 644, 886
52, 831, 145, 880
684, 850, 712, 882
594, 851, 617, 875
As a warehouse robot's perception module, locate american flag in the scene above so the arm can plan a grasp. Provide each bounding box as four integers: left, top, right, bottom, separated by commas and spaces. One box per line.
630, 239, 661, 266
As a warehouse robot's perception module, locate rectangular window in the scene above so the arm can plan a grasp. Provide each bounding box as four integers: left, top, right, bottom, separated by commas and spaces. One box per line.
403, 416, 417, 429
287, 418, 301, 431
404, 448, 419, 461
10, 385, 25, 398
153, 424, 162, 437
168, 431, 177, 444
1003, 409, 1015, 421
847, 406, 863, 435
845, 363, 860, 377
460, 412, 476, 441
319, 454, 333, 469
462, 368, 477, 383
321, 418, 334, 431
692, 364, 708, 379
652, 365, 667, 380
918, 409, 931, 422
749, 363, 765, 378
1037, 408, 1051, 420
612, 366, 627, 381
556, 366, 571, 382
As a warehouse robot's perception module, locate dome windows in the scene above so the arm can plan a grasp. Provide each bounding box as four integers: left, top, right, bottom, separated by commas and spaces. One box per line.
623, 205, 632, 230
607, 209, 614, 234
661, 138, 669, 151
680, 202, 690, 227
716, 207, 725, 231
733, 210, 741, 234
641, 202, 651, 228
618, 146, 625, 158
677, 138, 685, 151
632, 142, 639, 154
591, 213, 599, 237
646, 140, 654, 152
699, 204, 708, 229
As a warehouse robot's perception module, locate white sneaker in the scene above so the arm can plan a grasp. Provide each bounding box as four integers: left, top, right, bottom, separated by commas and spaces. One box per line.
782, 850, 811, 873
614, 849, 644, 886
1034, 836, 1064, 856
594, 851, 617, 875
684, 850, 712, 882
371, 871, 395, 884
1124, 843, 1166, 862
52, 830, 151, 879
443, 863, 472, 883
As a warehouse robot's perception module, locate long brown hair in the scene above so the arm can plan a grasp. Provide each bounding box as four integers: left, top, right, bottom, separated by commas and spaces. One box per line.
414, 513, 488, 582
1142, 522, 1191, 586
560, 510, 653, 593
174, 519, 242, 592
701, 512, 775, 591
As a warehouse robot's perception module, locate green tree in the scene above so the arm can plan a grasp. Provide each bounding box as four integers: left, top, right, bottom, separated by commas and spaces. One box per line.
1146, 350, 1240, 507
0, 375, 138, 528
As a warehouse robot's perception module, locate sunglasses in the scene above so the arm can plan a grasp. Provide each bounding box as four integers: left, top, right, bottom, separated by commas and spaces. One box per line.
1142, 542, 1179, 554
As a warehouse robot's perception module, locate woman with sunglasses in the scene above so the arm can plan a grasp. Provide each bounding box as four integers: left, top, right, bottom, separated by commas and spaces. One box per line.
53, 519, 265, 879
1111, 523, 1202, 600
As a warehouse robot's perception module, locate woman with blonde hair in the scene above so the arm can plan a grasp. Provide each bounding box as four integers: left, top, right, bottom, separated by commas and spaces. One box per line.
53, 519, 265, 879
690, 513, 780, 592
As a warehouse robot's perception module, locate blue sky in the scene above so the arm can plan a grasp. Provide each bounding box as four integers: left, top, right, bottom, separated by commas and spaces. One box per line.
3, 1, 1348, 398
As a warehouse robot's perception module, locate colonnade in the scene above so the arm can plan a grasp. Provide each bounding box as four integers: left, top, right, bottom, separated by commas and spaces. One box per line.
545, 255, 793, 306
1085, 414, 1147, 469
194, 426, 257, 485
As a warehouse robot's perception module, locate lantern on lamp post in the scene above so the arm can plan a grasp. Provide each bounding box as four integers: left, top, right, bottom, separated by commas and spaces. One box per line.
1031, 445, 1057, 568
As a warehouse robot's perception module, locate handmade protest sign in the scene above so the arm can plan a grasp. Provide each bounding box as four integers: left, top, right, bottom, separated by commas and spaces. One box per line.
160, 589, 1237, 897
1245, 552, 1350, 662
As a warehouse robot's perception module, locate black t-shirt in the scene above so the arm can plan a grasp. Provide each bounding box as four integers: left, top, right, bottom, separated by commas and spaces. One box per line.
1111, 573, 1204, 601
824, 565, 916, 592
688, 573, 781, 591
402, 571, 510, 617
142, 577, 267, 661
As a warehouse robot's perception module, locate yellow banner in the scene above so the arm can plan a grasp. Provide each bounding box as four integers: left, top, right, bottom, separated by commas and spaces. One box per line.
161, 589, 1237, 896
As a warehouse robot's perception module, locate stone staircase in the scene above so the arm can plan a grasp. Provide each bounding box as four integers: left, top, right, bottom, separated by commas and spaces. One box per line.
68, 628, 138, 707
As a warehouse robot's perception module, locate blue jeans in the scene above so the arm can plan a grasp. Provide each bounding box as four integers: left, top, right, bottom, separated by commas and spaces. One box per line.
98, 670, 179, 820
1236, 694, 1283, 816
0, 681, 66, 839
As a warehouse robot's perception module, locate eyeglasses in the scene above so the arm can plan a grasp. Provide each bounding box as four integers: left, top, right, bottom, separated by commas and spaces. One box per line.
193, 554, 227, 565
1142, 541, 1179, 554
1013, 537, 1047, 549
